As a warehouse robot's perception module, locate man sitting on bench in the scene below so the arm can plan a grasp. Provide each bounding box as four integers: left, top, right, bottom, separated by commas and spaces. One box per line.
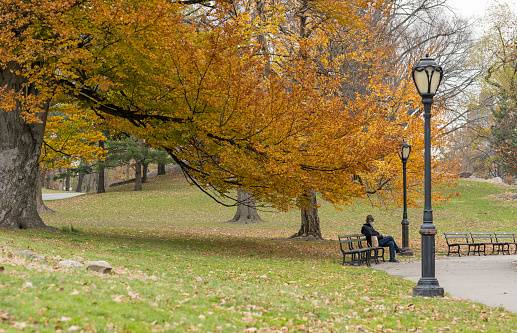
361, 215, 406, 262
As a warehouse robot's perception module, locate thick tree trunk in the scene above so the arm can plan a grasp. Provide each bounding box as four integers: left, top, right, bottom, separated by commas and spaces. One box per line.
290, 191, 323, 240
134, 160, 142, 191
157, 163, 166, 175
228, 190, 264, 224
0, 63, 56, 230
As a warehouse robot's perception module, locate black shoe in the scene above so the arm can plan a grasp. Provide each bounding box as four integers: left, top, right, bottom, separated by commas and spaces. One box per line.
389, 258, 399, 263
397, 248, 407, 253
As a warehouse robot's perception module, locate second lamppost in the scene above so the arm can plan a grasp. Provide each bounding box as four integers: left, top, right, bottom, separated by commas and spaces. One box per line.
411, 54, 444, 297
399, 140, 413, 256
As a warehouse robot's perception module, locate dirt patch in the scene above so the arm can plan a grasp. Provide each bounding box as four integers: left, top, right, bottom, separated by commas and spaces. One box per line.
487, 192, 517, 201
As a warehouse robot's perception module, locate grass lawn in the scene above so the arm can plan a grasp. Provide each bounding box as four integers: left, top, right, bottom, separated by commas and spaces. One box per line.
1, 173, 516, 332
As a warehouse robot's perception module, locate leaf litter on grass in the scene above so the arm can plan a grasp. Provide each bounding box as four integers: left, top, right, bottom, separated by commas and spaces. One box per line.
3, 178, 517, 331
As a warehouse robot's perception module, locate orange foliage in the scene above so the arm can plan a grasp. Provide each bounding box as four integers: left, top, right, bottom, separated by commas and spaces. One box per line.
0, 0, 458, 210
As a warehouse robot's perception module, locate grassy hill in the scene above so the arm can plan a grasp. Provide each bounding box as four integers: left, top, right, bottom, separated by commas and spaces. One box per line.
1, 174, 516, 332
42, 173, 517, 255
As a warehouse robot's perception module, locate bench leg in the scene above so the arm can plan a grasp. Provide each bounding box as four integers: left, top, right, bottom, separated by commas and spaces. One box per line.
450, 245, 461, 256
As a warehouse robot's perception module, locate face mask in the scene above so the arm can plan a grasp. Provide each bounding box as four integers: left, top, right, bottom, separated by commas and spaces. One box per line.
370, 222, 374, 226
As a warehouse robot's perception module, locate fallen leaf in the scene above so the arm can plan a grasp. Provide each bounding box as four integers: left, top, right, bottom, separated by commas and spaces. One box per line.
13, 322, 28, 329
111, 295, 124, 303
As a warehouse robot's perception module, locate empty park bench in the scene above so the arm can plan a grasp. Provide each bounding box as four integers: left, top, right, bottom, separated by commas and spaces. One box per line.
444, 232, 471, 256
468, 233, 495, 256
494, 232, 517, 254
445, 232, 516, 256
470, 232, 510, 255
338, 234, 384, 266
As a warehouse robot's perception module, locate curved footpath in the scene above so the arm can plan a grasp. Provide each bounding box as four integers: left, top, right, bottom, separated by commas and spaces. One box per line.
42, 193, 85, 201
374, 254, 517, 313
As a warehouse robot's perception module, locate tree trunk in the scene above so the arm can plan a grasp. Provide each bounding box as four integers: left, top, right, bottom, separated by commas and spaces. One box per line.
65, 172, 70, 191
97, 140, 106, 193
290, 191, 323, 240
134, 160, 142, 191
0, 62, 56, 230
142, 163, 148, 183
97, 168, 105, 193
158, 163, 166, 175
228, 190, 264, 224
76, 171, 84, 192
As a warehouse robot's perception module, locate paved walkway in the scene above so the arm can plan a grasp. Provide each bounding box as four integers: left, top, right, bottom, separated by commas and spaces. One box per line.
373, 254, 517, 313
42, 193, 85, 201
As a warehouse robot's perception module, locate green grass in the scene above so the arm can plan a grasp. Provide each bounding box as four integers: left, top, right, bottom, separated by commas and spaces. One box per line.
1, 174, 516, 332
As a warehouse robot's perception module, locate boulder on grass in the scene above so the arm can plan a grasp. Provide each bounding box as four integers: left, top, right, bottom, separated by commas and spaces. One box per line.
86, 261, 112, 274
15, 250, 48, 263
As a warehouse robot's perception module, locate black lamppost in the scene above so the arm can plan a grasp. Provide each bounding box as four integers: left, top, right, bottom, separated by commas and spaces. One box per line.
411, 54, 444, 297
398, 140, 413, 256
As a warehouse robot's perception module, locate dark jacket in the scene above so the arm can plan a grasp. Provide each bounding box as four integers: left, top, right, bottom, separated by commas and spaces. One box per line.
361, 223, 384, 245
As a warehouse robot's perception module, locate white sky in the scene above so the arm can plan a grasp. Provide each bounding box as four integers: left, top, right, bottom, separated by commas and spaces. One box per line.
448, 0, 517, 19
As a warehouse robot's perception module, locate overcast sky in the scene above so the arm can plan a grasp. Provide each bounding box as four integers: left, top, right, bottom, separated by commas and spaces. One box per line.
448, 0, 517, 19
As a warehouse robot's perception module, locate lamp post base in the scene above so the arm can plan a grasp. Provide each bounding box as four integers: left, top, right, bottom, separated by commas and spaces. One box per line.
413, 277, 444, 297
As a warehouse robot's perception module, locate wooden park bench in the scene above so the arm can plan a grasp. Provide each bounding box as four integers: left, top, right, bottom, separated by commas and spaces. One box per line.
338, 234, 384, 266
444, 232, 471, 256
445, 232, 516, 256
468, 232, 493, 256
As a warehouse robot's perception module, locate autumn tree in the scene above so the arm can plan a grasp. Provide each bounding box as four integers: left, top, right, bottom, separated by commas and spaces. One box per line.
461, 3, 517, 178
0, 0, 458, 231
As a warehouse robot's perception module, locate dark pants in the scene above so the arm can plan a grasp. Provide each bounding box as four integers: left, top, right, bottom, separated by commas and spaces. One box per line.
378, 236, 400, 260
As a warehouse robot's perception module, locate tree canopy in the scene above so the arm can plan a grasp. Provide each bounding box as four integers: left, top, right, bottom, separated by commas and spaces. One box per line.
0, 0, 459, 229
